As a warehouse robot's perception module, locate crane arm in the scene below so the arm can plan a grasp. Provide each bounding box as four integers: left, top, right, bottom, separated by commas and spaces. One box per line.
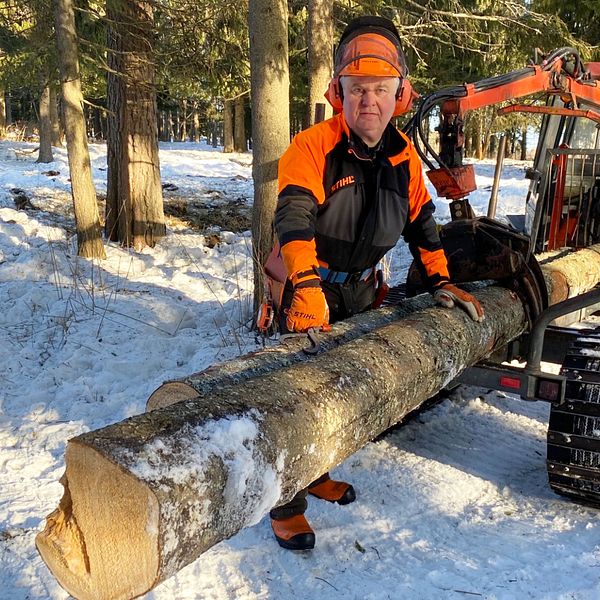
405, 48, 600, 201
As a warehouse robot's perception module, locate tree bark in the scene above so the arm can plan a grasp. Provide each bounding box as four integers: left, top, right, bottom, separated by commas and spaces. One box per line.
249, 0, 290, 316
49, 85, 63, 146
36, 246, 600, 600
168, 111, 175, 141
211, 120, 218, 147
174, 107, 180, 141
53, 0, 105, 259
180, 99, 187, 141
148, 292, 437, 410
223, 98, 234, 152
234, 95, 246, 152
105, 0, 165, 250
91, 106, 102, 141
306, 0, 333, 126
520, 127, 528, 161
5, 90, 11, 126
37, 84, 54, 163
0, 90, 6, 139
192, 104, 200, 142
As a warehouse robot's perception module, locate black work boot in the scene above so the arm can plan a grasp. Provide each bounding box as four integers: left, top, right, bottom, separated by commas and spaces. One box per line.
308, 478, 356, 505
271, 514, 315, 550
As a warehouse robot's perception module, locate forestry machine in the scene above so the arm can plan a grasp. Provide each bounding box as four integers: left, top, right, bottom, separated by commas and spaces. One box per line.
402, 47, 600, 507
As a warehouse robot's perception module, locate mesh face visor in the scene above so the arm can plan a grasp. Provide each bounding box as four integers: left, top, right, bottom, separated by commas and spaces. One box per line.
335, 32, 407, 78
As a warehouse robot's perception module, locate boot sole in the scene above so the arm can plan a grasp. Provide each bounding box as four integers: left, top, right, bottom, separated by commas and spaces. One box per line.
275, 533, 315, 550
309, 485, 356, 505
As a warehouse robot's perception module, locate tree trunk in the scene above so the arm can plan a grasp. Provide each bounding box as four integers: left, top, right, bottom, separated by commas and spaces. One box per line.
223, 98, 234, 152
0, 90, 6, 139
306, 0, 333, 127
105, 0, 165, 250
167, 112, 173, 141
464, 128, 472, 156
471, 116, 482, 160
481, 109, 496, 159
5, 90, 12, 125
489, 134, 497, 157
192, 104, 200, 142
157, 110, 165, 141
249, 0, 290, 316
36, 246, 600, 600
234, 94, 246, 152
91, 106, 102, 141
520, 127, 528, 161
180, 98, 187, 141
105, 39, 125, 244
148, 293, 435, 409
37, 84, 54, 163
53, 0, 105, 259
49, 85, 63, 146
174, 107, 180, 141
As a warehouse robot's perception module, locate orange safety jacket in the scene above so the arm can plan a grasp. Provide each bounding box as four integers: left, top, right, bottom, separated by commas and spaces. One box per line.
275, 112, 450, 290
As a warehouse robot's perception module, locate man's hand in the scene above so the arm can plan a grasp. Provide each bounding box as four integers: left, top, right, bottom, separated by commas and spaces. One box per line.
286, 285, 330, 333
434, 283, 484, 322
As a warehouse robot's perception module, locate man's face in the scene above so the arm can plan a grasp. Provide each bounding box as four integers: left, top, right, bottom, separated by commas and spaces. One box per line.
341, 75, 399, 147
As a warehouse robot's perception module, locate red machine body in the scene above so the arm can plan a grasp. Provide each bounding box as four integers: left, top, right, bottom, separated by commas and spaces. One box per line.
407, 48, 600, 251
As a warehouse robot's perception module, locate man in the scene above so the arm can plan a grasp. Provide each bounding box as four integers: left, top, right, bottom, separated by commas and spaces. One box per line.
270, 15, 484, 551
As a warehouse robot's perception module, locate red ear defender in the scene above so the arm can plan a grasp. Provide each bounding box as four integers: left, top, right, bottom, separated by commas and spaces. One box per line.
392, 79, 417, 116
325, 77, 417, 116
324, 77, 343, 113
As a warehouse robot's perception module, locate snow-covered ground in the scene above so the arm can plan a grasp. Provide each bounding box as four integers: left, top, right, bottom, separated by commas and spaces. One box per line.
1, 140, 598, 600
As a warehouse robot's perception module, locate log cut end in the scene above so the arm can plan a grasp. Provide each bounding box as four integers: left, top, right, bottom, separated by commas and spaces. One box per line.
36, 442, 160, 600
146, 381, 198, 411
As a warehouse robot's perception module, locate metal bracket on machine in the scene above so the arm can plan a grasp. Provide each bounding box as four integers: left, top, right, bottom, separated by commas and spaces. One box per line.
406, 217, 548, 326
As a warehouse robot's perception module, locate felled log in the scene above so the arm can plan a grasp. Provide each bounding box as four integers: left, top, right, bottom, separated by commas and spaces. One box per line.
36, 245, 600, 600
540, 245, 600, 303
147, 244, 600, 411
146, 292, 438, 410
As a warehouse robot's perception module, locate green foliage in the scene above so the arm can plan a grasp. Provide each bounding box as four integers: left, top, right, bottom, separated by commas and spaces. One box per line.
153, 0, 250, 102
0, 0, 57, 92
288, 1, 308, 126
531, 0, 600, 58
0, 0, 597, 141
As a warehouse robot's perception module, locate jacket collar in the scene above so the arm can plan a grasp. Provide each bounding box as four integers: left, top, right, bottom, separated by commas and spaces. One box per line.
338, 113, 408, 161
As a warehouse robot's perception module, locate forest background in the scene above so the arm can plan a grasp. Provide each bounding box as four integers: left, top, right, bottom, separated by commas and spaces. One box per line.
0, 0, 599, 275
1, 3, 600, 597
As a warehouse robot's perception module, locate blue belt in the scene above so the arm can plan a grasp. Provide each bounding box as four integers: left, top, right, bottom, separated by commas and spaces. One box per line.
317, 266, 374, 285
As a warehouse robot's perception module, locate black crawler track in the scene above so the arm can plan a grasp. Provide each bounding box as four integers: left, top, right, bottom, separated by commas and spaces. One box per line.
547, 329, 600, 506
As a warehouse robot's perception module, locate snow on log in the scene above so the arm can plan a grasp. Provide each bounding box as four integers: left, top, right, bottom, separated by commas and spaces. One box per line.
146, 292, 437, 410
36, 246, 600, 600
147, 244, 600, 412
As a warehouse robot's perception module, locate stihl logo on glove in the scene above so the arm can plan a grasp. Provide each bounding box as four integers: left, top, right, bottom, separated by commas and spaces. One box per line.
434, 283, 484, 322
286, 286, 330, 332
289, 310, 319, 320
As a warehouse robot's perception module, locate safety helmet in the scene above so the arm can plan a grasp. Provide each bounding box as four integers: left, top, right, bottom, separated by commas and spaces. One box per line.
335, 16, 407, 79
325, 16, 416, 116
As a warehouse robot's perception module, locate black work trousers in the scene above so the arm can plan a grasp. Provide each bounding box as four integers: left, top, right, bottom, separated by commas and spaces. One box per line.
270, 276, 375, 520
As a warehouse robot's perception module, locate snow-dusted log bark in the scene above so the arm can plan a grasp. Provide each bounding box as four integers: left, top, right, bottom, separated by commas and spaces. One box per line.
541, 245, 600, 303
36, 246, 600, 600
147, 292, 436, 410
148, 244, 600, 411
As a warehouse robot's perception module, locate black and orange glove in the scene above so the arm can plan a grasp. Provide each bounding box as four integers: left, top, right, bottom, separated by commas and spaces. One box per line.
433, 283, 484, 322
286, 268, 330, 333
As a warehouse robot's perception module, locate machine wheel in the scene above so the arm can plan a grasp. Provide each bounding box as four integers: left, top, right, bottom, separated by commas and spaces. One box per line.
547, 329, 600, 506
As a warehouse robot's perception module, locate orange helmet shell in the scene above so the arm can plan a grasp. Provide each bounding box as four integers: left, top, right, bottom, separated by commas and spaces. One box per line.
324, 17, 416, 117
336, 33, 405, 78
